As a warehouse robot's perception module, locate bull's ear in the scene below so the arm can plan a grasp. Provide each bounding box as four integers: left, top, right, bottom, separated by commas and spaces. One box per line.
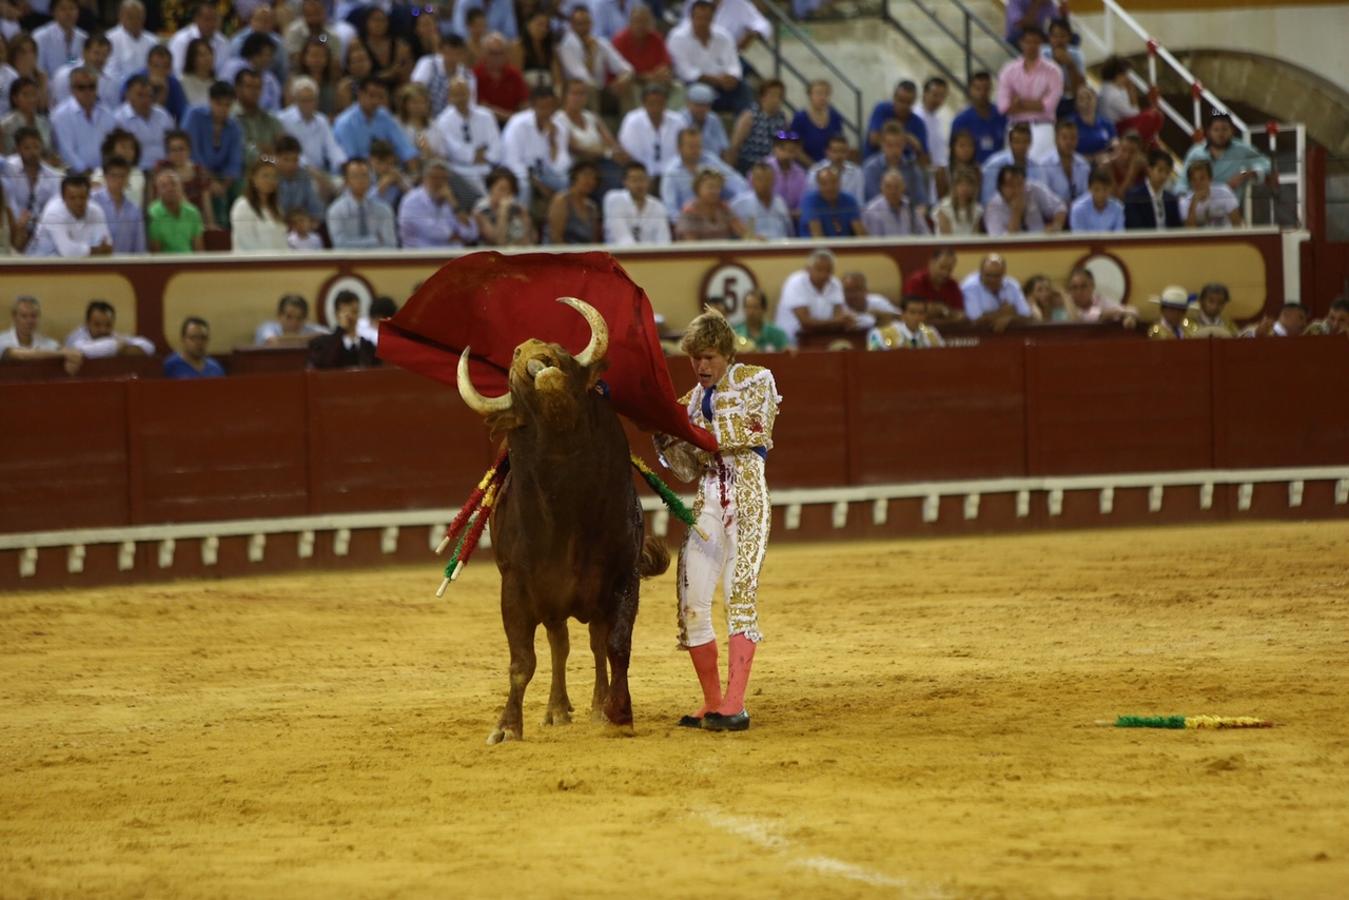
485, 409, 524, 437
584, 356, 610, 391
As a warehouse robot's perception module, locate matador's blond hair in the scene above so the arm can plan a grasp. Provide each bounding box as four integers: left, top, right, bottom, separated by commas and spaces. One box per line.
680, 306, 737, 359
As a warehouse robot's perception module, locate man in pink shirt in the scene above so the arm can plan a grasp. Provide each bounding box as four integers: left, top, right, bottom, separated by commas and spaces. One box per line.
996, 25, 1062, 158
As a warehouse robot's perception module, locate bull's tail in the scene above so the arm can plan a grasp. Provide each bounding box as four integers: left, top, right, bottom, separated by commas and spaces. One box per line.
638, 536, 670, 578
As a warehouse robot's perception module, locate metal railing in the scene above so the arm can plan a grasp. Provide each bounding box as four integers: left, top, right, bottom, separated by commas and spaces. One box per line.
758, 0, 867, 147
1064, 0, 1306, 227
879, 0, 1015, 97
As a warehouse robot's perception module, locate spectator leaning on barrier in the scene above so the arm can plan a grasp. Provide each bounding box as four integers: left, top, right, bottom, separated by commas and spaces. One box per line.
1124, 149, 1182, 230
603, 160, 670, 246
903, 247, 964, 320
1241, 302, 1307, 339
1069, 167, 1124, 233
1063, 266, 1132, 325
983, 164, 1065, 236
65, 298, 155, 357
1181, 158, 1242, 229
730, 160, 792, 240
327, 157, 398, 249
1187, 282, 1238, 338
164, 315, 225, 379
0, 295, 82, 374
950, 71, 1006, 165
28, 173, 112, 257
255, 293, 326, 346
147, 168, 205, 252
774, 248, 853, 344
308, 289, 379, 369
733, 288, 791, 353
1305, 297, 1349, 337
962, 254, 1034, 331
841, 272, 901, 332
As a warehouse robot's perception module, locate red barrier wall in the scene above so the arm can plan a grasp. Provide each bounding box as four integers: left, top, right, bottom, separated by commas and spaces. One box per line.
3, 339, 1348, 590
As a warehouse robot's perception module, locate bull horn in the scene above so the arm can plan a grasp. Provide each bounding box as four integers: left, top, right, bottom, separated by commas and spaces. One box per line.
557, 297, 608, 368
457, 347, 513, 415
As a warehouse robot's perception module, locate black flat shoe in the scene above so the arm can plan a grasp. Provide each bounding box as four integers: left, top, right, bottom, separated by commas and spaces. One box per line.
702, 710, 750, 732
677, 715, 702, 728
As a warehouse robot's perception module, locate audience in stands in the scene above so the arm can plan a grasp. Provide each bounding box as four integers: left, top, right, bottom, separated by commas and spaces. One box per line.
984, 164, 1065, 236
798, 165, 863, 238
0, 294, 82, 373
1069, 167, 1124, 233
163, 314, 223, 378
0, 0, 1277, 260
146, 168, 204, 252
90, 154, 144, 253
602, 161, 669, 245
789, 78, 843, 163
328, 157, 397, 249
775, 247, 851, 344
1022, 274, 1065, 322
546, 160, 600, 244
862, 168, 929, 236
1146, 285, 1191, 340
357, 295, 399, 347
734, 288, 791, 352
996, 26, 1061, 158
1180, 113, 1274, 205
934, 167, 981, 236
1306, 297, 1349, 337
1064, 267, 1131, 324
731, 160, 792, 240
399, 157, 479, 247
1124, 149, 1182, 230
1241, 302, 1306, 339
962, 254, 1034, 331
229, 157, 286, 251
1181, 159, 1242, 229
308, 289, 378, 369
903, 247, 963, 320
841, 272, 900, 331
29, 172, 110, 256
667, 0, 749, 114
65, 298, 155, 356
1187, 283, 1238, 337
675, 166, 744, 241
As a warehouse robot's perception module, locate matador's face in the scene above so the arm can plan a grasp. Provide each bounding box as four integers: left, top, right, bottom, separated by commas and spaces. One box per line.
689, 350, 729, 391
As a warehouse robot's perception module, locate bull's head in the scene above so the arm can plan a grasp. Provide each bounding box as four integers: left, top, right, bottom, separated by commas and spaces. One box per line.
457, 297, 609, 428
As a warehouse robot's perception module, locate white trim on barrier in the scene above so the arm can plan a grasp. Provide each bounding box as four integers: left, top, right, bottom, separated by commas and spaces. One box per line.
3, 466, 1348, 567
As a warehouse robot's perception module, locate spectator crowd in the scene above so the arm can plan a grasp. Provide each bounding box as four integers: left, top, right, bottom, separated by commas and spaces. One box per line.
0, 0, 1279, 258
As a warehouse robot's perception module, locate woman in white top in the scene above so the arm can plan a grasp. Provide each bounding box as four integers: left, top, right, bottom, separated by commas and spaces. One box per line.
555, 79, 626, 194
181, 38, 216, 109
394, 82, 437, 160
934, 166, 982, 236
230, 158, 288, 251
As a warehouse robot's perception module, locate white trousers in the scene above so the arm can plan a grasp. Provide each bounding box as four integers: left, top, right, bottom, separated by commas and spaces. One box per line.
676, 453, 770, 648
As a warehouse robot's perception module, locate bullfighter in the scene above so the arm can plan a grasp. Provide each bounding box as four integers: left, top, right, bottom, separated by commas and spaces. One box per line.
655, 310, 782, 733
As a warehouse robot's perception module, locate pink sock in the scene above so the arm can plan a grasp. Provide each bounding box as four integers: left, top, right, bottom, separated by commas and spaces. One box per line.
717, 633, 756, 715
687, 640, 722, 716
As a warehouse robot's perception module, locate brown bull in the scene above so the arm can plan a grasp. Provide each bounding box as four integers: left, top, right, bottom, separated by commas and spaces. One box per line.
457, 297, 669, 744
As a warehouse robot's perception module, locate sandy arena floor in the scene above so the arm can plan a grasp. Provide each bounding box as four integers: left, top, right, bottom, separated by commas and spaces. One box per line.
2, 521, 1348, 899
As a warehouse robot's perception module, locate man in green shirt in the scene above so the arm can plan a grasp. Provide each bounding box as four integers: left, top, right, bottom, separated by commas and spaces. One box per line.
732, 289, 792, 352
147, 169, 205, 253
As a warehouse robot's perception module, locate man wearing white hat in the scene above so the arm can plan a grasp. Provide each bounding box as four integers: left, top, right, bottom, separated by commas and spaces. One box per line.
679, 82, 729, 160
1146, 285, 1192, 340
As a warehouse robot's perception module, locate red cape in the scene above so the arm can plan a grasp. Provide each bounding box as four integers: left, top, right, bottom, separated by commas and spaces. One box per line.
377, 251, 717, 452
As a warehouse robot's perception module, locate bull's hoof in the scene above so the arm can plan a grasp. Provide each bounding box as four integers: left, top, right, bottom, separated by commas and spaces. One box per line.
603, 721, 636, 738
543, 708, 573, 726
486, 726, 521, 745
702, 710, 750, 732
590, 706, 609, 724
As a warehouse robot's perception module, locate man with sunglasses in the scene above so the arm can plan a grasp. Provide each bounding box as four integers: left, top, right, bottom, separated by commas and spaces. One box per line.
50, 66, 115, 173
